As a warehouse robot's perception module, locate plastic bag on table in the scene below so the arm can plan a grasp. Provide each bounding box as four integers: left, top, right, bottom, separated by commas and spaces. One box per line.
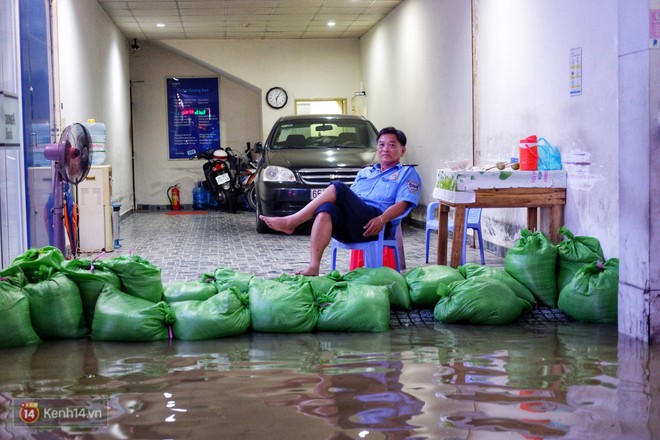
537, 137, 562, 170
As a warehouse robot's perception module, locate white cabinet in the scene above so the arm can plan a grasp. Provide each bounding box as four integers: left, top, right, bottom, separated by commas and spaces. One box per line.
77, 165, 113, 252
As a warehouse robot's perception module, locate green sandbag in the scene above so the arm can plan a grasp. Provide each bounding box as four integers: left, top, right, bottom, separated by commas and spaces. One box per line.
459, 263, 535, 308
102, 255, 163, 303
405, 265, 464, 308
341, 266, 411, 311
316, 282, 390, 332
558, 259, 618, 324
248, 277, 318, 333
0, 265, 28, 287
9, 246, 65, 282
171, 288, 250, 340
23, 271, 88, 340
162, 280, 218, 303
556, 226, 605, 293
0, 280, 41, 348
275, 271, 341, 299
434, 276, 527, 325
91, 284, 175, 341
504, 229, 558, 307
214, 267, 254, 294
61, 258, 122, 327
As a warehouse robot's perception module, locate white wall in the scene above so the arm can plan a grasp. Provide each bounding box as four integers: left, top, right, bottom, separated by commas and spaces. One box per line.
129, 41, 261, 207
476, 0, 619, 256
56, 0, 133, 213
129, 38, 362, 207
360, 0, 620, 257
360, 0, 474, 220
160, 38, 363, 140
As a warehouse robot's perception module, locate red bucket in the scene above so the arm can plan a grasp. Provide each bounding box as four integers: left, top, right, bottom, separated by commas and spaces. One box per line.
349, 247, 396, 271
519, 135, 538, 171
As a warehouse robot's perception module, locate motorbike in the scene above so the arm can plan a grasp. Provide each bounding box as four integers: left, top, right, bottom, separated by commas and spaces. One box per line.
191, 147, 239, 213
237, 143, 258, 211
191, 144, 259, 213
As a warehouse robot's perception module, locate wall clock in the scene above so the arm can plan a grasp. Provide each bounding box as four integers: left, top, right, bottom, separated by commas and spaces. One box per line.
266, 86, 288, 109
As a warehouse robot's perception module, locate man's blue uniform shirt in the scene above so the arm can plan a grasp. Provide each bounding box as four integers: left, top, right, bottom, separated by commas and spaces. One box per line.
350, 163, 422, 213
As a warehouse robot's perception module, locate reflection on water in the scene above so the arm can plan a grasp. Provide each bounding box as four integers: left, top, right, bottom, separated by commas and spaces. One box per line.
0, 323, 658, 439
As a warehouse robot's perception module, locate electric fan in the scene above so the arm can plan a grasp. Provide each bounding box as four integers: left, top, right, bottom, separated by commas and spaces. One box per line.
44, 123, 93, 254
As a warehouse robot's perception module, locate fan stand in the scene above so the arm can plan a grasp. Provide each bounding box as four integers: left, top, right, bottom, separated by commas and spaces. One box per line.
44, 123, 93, 255
49, 160, 67, 253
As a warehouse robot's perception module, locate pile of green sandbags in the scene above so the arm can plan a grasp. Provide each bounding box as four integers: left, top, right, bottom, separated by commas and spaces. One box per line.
501, 226, 617, 324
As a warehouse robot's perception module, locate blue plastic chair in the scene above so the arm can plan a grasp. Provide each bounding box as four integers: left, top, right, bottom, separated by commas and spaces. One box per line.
425, 201, 485, 265
330, 213, 408, 272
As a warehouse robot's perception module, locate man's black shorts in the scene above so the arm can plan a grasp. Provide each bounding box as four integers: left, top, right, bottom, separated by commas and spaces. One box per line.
315, 181, 392, 243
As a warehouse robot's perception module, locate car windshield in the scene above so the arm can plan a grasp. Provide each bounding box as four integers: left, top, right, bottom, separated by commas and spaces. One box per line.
269, 120, 377, 150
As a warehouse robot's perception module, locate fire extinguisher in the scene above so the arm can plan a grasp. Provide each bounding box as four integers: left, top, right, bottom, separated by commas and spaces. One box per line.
167, 184, 181, 211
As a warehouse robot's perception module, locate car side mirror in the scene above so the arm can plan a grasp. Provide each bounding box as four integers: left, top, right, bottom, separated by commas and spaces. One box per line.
254, 142, 263, 153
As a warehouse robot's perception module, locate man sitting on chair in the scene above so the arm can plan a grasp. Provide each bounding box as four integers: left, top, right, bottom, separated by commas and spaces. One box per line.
259, 126, 422, 275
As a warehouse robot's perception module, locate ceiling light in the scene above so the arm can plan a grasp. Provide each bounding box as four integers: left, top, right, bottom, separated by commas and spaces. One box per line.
327, 21, 336, 27
156, 23, 166, 28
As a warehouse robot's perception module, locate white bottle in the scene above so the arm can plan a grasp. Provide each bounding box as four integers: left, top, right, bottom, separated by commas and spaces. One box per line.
510, 145, 519, 164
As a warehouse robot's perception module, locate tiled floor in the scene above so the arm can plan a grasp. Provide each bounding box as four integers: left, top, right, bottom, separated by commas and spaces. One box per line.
107, 210, 500, 283
93, 210, 570, 324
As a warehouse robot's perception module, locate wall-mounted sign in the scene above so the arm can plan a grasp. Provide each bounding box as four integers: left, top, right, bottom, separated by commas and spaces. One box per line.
650, 9, 660, 48
570, 47, 582, 96
166, 77, 220, 159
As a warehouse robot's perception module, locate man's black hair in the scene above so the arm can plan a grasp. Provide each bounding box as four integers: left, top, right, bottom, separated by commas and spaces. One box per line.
377, 126, 407, 146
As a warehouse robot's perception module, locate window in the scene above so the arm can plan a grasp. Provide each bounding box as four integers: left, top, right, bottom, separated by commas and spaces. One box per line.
295, 99, 346, 115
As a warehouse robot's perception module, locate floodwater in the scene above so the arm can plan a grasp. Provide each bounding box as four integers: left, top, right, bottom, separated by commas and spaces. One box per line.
1, 322, 658, 439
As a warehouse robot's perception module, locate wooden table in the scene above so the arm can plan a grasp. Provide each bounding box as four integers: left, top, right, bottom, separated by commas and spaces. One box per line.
434, 171, 567, 268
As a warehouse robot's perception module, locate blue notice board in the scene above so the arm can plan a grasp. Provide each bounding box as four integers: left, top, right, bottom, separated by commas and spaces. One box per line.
166, 77, 220, 159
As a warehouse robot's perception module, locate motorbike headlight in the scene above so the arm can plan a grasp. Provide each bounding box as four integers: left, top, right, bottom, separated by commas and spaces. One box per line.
262, 165, 296, 182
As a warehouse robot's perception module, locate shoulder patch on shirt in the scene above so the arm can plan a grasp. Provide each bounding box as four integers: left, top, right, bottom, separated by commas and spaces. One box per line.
407, 180, 420, 193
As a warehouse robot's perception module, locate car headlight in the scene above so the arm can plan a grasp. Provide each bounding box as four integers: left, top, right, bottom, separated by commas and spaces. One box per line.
262, 165, 296, 182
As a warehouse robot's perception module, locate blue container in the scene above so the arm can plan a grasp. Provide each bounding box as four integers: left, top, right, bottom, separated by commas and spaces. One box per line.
208, 190, 220, 210
193, 181, 209, 210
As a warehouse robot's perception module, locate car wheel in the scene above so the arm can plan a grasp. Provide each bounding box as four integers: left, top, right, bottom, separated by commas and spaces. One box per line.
247, 183, 257, 211
256, 202, 270, 233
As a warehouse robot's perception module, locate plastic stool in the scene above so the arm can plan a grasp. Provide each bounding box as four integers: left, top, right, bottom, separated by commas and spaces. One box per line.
425, 202, 485, 265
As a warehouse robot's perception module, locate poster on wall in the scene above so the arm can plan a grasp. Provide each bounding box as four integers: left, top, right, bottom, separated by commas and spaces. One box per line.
166, 77, 220, 159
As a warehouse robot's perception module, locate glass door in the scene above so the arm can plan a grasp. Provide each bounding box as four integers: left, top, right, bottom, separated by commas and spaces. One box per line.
20, 0, 56, 249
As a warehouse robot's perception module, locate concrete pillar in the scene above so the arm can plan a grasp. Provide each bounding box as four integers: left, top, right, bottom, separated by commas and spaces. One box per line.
618, 0, 660, 343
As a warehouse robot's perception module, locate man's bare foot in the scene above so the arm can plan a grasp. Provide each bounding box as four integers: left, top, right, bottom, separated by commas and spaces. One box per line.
295, 265, 320, 276
259, 215, 297, 234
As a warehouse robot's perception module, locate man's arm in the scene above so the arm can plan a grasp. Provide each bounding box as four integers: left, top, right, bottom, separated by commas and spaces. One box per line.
363, 200, 410, 237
